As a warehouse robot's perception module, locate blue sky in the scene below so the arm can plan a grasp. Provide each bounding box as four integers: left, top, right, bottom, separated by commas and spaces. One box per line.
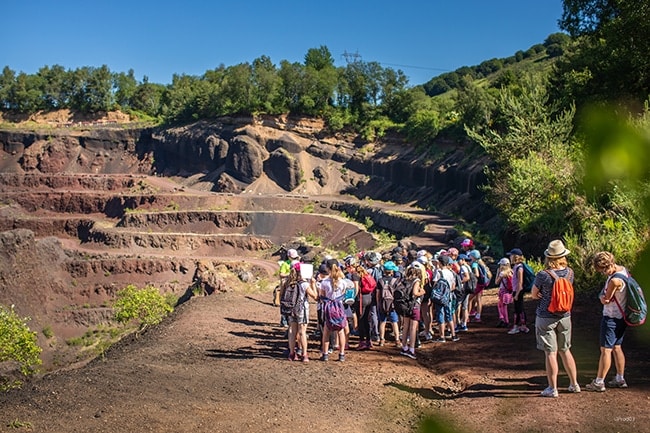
2, 0, 564, 87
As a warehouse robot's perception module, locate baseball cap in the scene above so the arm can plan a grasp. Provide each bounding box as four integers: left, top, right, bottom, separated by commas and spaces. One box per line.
287, 248, 299, 259
507, 248, 523, 256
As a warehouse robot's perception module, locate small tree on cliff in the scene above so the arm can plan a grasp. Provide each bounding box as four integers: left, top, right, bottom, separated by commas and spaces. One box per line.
0, 304, 42, 391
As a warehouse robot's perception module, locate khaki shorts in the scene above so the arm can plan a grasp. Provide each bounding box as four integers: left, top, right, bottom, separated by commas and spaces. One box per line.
535, 315, 572, 352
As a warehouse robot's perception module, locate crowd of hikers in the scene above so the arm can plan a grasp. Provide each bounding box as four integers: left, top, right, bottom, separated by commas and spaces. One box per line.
277, 238, 529, 362
276, 238, 646, 397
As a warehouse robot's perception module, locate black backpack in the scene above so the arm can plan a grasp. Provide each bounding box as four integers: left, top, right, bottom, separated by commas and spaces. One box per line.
464, 265, 478, 295
393, 279, 416, 316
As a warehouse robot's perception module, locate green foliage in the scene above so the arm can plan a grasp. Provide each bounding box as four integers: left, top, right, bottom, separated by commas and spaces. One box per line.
0, 305, 42, 390
7, 419, 33, 429
113, 284, 173, 329
468, 76, 578, 238
403, 109, 440, 147
41, 326, 54, 339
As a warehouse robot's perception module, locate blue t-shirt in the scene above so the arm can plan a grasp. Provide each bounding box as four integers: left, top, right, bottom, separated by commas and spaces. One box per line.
535, 267, 573, 319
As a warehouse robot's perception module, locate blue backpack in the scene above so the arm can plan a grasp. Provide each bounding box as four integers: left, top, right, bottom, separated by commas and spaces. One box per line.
430, 272, 451, 306
612, 272, 647, 327
519, 263, 535, 292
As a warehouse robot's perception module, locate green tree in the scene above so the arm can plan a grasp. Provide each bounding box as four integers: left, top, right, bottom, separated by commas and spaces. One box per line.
113, 284, 173, 330
467, 76, 577, 237
554, 0, 650, 109
114, 69, 138, 108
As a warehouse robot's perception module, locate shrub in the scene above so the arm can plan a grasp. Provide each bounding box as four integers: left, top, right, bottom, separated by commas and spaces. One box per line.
113, 284, 173, 330
0, 305, 42, 390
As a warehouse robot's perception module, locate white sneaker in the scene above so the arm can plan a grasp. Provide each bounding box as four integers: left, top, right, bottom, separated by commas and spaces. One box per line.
568, 384, 581, 393
507, 327, 520, 335
540, 387, 559, 398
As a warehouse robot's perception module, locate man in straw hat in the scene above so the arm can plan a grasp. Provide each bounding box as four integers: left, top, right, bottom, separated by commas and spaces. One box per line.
530, 239, 581, 397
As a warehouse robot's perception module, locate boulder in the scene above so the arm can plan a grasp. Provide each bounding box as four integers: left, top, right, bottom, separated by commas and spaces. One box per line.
265, 148, 302, 191
226, 135, 264, 183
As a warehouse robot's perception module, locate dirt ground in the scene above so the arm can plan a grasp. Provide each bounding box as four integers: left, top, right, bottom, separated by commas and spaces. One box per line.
1, 286, 648, 433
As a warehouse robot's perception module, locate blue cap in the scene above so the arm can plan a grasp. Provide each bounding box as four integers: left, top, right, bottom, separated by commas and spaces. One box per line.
383, 261, 399, 272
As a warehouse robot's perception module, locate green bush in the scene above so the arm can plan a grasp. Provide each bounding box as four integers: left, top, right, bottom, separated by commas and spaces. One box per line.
113, 284, 173, 329
0, 305, 42, 390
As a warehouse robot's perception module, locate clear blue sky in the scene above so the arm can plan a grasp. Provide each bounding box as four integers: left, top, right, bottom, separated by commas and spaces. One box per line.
2, 0, 564, 87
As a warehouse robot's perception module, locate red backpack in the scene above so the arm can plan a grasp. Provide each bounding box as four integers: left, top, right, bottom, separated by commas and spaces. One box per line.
360, 273, 377, 294
546, 269, 574, 314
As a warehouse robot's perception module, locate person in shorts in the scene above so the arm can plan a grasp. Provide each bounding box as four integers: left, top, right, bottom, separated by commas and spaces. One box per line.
531, 240, 580, 398
584, 251, 631, 391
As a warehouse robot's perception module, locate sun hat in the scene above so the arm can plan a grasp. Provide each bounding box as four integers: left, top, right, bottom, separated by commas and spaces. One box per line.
383, 261, 399, 272
416, 249, 428, 257
507, 248, 523, 256
498, 257, 510, 266
469, 249, 481, 260
544, 240, 570, 258
287, 248, 299, 259
461, 238, 474, 247
448, 247, 459, 256
409, 261, 423, 269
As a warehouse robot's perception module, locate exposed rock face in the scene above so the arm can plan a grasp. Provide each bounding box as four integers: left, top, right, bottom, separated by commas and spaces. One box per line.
226, 135, 265, 183
0, 116, 495, 223
265, 148, 302, 191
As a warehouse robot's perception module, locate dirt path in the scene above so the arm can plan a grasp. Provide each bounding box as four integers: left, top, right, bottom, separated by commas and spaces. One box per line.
1, 289, 649, 433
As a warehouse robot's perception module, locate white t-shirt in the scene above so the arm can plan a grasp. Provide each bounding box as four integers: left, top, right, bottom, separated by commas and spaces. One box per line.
319, 276, 346, 300
602, 268, 629, 319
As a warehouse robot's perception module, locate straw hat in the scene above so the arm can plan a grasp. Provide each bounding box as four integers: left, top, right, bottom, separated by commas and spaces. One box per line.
544, 240, 570, 258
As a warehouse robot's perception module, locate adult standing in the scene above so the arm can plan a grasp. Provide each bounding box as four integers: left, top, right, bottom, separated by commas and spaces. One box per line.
531, 240, 580, 397
585, 251, 630, 391
399, 263, 426, 359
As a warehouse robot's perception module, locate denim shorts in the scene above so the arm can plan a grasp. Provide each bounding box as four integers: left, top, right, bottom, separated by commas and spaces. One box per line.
535, 315, 572, 352
379, 310, 399, 323
435, 303, 453, 324
600, 316, 627, 348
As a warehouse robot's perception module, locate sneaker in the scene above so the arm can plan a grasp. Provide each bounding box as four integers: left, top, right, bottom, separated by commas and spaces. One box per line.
540, 387, 559, 398
404, 351, 417, 360
424, 332, 434, 341
585, 380, 606, 392
328, 348, 333, 354
296, 348, 303, 357
433, 337, 447, 343
457, 324, 469, 332
451, 335, 460, 342
519, 325, 530, 334
301, 355, 310, 363
378, 339, 385, 347
288, 352, 297, 361
568, 384, 581, 393
507, 327, 520, 335
496, 320, 507, 328
320, 353, 329, 362
607, 378, 628, 388
399, 348, 410, 357
356, 342, 369, 351
470, 310, 477, 317
338, 353, 345, 362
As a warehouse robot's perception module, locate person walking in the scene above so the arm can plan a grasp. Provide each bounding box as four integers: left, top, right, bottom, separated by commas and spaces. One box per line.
584, 251, 631, 391
531, 239, 581, 397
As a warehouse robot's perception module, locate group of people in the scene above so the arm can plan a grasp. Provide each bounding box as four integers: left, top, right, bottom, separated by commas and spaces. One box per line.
276, 238, 634, 397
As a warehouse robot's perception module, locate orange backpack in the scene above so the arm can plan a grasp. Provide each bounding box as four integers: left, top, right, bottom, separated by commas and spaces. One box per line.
546, 269, 574, 314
